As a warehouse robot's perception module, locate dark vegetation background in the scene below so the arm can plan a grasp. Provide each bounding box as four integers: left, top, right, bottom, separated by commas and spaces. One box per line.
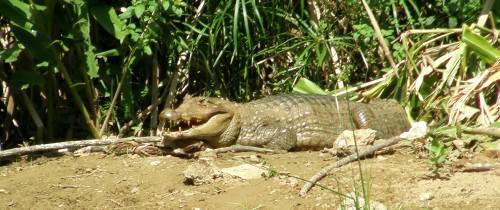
0, 0, 498, 149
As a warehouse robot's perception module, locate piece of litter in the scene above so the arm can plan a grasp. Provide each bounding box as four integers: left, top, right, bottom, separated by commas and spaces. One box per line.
221, 164, 267, 180
400, 121, 428, 140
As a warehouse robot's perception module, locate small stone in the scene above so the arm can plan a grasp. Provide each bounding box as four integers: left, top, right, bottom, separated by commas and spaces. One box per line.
419, 192, 433, 201
338, 192, 387, 210
150, 160, 161, 166
249, 155, 261, 163
130, 187, 139, 194
221, 164, 267, 180
335, 129, 377, 148
0, 189, 8, 194
377, 155, 387, 161
286, 177, 299, 187
183, 160, 223, 185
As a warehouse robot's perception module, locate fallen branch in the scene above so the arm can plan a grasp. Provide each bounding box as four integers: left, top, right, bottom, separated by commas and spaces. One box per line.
299, 136, 403, 196
463, 127, 500, 138
361, 0, 397, 72
0, 136, 162, 160
461, 163, 496, 172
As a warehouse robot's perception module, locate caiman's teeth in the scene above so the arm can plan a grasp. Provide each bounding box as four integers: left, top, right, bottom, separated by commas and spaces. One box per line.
178, 127, 182, 132
197, 119, 201, 123
187, 120, 190, 127
167, 128, 170, 133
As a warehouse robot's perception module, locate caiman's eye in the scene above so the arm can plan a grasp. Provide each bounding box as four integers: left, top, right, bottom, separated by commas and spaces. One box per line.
197, 98, 207, 105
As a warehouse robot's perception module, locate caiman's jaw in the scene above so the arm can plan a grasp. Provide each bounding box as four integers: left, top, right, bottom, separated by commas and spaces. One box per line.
159, 96, 236, 142
160, 110, 233, 139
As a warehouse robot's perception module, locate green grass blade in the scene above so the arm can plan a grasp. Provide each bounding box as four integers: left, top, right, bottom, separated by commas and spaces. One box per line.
462, 25, 500, 64
240, 0, 252, 49
293, 78, 327, 95
232, 0, 240, 62
249, 0, 264, 32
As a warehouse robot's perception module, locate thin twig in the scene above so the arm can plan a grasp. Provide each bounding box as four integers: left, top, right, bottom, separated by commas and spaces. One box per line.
332, 77, 385, 97
461, 163, 495, 172
99, 48, 136, 137
361, 0, 397, 73
150, 49, 160, 136
18, 90, 44, 144
299, 136, 403, 196
100, 6, 162, 136
306, 0, 344, 88
463, 127, 500, 138
476, 0, 494, 27
57, 60, 100, 138
118, 89, 168, 136
50, 184, 90, 189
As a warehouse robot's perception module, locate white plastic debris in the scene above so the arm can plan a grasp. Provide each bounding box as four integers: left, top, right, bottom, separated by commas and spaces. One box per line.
400, 121, 428, 140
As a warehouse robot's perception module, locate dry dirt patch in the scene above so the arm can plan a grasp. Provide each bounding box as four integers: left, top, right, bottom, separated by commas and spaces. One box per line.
0, 150, 499, 209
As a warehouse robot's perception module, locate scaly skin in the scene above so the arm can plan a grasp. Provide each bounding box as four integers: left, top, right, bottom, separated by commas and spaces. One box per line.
160, 94, 410, 150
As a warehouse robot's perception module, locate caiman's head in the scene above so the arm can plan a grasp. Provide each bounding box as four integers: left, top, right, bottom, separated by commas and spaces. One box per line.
159, 95, 239, 145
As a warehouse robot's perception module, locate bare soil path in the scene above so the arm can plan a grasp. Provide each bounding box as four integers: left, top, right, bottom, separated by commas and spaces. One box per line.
1, 149, 499, 209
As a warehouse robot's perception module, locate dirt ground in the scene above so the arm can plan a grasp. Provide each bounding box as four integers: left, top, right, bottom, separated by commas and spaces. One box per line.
1, 147, 499, 210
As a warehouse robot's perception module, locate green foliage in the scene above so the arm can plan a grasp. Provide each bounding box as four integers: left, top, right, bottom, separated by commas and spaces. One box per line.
292, 78, 327, 95
425, 138, 452, 176
0, 0, 495, 147
462, 25, 500, 64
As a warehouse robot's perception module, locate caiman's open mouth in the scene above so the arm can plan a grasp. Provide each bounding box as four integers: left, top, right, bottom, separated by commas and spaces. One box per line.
160, 109, 233, 141
163, 117, 206, 133
160, 107, 222, 134
159, 96, 236, 141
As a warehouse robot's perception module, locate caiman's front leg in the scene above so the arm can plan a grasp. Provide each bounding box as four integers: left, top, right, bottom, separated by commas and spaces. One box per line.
239, 125, 297, 151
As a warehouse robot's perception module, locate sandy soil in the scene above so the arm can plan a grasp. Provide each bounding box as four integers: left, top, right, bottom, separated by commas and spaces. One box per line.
1, 148, 499, 209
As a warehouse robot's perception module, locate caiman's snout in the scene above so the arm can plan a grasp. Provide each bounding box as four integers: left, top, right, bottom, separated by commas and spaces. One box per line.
159, 108, 206, 132
159, 96, 236, 140
160, 108, 180, 121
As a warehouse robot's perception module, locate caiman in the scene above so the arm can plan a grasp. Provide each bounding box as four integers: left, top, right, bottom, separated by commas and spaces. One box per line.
159, 94, 410, 151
